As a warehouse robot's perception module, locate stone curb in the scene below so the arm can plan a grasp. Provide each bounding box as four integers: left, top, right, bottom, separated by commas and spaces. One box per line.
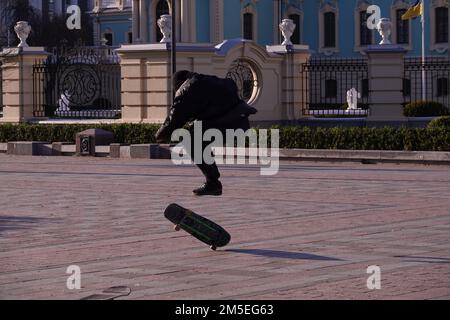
1, 142, 449, 164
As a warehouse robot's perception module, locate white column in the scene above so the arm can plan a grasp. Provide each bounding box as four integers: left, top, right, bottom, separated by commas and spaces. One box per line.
94, 17, 101, 46
210, 0, 224, 44
139, 0, 148, 43
181, 0, 196, 42
132, 0, 140, 43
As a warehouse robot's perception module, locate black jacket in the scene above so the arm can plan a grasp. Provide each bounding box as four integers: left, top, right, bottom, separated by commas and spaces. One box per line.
156, 73, 257, 142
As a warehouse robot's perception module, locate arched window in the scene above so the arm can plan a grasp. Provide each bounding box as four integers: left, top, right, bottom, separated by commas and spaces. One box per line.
324, 12, 336, 48
359, 10, 372, 45
396, 9, 409, 44
288, 14, 301, 44
156, 0, 170, 42
436, 7, 449, 44
319, 1, 338, 54
391, 0, 411, 50
241, 4, 257, 42
103, 29, 113, 46
243, 13, 253, 40
431, 1, 449, 52
354, 1, 374, 52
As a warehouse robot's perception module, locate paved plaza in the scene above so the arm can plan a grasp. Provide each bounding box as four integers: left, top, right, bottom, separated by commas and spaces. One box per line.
0, 154, 449, 300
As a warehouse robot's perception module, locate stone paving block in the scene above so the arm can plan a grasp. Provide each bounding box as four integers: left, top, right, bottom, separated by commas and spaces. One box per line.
6, 141, 49, 156
0, 155, 449, 299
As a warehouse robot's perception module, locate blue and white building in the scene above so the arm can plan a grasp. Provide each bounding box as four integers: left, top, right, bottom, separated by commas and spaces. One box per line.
28, 0, 95, 20
91, 0, 450, 56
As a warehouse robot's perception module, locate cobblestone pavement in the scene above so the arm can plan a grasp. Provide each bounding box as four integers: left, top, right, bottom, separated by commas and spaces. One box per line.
0, 154, 449, 300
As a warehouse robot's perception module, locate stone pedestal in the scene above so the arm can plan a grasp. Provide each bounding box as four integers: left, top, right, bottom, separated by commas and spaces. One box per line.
365, 45, 407, 122
116, 40, 295, 124
76, 128, 114, 156
7, 141, 49, 155
266, 45, 311, 120
116, 43, 217, 124
0, 47, 49, 123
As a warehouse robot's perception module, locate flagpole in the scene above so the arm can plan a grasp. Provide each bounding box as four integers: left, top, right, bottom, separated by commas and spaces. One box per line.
421, 4, 426, 101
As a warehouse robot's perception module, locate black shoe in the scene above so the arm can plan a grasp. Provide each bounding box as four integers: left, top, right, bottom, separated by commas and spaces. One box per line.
193, 180, 222, 196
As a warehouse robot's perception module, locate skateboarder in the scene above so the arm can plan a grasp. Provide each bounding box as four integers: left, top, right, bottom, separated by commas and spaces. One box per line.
155, 70, 257, 196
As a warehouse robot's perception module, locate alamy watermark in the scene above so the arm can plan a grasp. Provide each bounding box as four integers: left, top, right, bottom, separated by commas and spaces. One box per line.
366, 265, 381, 290
171, 121, 280, 176
66, 5, 81, 30
366, 5, 382, 30
66, 265, 81, 290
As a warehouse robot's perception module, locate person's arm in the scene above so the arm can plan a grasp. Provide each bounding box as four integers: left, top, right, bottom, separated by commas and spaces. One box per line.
155, 79, 200, 143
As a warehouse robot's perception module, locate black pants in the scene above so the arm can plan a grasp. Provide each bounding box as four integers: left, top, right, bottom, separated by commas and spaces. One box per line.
186, 117, 250, 182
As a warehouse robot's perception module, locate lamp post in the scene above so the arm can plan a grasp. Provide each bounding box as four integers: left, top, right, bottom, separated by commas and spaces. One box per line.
171, 0, 176, 102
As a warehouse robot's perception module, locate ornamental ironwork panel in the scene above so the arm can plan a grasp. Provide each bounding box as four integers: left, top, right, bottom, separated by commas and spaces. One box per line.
226, 59, 258, 103
33, 46, 121, 119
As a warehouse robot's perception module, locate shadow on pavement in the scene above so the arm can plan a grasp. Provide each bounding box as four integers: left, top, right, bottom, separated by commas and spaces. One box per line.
0, 216, 59, 235
226, 248, 343, 261
395, 255, 450, 264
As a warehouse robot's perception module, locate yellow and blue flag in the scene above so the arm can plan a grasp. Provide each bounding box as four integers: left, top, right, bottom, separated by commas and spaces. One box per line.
401, 0, 423, 20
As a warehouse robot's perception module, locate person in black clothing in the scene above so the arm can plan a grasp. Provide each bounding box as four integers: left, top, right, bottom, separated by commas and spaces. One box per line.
155, 70, 257, 196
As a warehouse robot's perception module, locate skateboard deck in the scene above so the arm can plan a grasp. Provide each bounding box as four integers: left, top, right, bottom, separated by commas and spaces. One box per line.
80, 286, 131, 300
164, 203, 231, 250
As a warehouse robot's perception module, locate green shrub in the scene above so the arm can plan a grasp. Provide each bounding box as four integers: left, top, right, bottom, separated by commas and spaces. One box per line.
271, 126, 450, 151
1, 123, 449, 151
428, 116, 450, 128
403, 101, 449, 117
0, 123, 160, 144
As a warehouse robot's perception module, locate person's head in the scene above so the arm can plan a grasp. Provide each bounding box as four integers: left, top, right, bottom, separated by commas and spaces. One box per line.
173, 70, 193, 92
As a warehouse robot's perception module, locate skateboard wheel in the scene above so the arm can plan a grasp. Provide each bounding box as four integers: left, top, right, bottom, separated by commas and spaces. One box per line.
210, 245, 217, 251
174, 224, 181, 231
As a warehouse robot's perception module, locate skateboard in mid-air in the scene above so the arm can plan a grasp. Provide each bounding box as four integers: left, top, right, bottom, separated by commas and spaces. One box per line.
164, 203, 231, 250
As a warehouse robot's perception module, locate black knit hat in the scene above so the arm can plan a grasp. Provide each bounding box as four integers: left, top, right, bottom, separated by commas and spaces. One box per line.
173, 70, 193, 92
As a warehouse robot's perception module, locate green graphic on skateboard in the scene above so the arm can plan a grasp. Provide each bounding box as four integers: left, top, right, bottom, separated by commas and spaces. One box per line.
164, 203, 231, 250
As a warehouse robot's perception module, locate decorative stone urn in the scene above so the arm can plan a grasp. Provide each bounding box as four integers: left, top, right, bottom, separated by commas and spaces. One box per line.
376, 18, 392, 45
157, 14, 172, 43
279, 18, 296, 46
14, 21, 31, 47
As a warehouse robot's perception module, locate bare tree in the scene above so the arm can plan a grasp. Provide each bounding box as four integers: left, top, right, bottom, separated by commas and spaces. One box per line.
0, 0, 39, 47
0, 0, 93, 48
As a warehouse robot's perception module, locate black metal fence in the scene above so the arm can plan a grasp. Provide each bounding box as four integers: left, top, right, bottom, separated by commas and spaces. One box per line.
404, 56, 450, 108
0, 61, 3, 118
300, 57, 370, 117
33, 46, 121, 119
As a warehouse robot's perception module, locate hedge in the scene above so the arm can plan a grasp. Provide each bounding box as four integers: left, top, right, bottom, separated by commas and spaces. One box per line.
403, 101, 449, 117
275, 126, 450, 151
428, 116, 450, 129
0, 123, 449, 151
0, 123, 160, 145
